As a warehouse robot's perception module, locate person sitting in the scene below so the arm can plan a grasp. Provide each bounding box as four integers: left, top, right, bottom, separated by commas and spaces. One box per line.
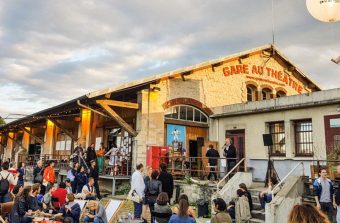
75, 166, 88, 194
235, 189, 251, 223
211, 198, 232, 223
11, 185, 23, 201
239, 183, 253, 211
83, 200, 107, 223
169, 199, 196, 223
288, 203, 330, 223
27, 183, 41, 213
54, 193, 81, 223
82, 177, 96, 200
258, 176, 279, 209
227, 201, 235, 221
172, 194, 196, 219
42, 185, 54, 210
52, 182, 68, 210
65, 179, 73, 194
153, 192, 172, 223
9, 186, 32, 223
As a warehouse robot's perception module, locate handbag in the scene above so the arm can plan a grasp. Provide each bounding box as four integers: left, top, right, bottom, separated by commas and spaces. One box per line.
127, 188, 142, 203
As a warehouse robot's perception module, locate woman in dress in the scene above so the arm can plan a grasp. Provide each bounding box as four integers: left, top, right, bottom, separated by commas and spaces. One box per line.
96, 143, 106, 173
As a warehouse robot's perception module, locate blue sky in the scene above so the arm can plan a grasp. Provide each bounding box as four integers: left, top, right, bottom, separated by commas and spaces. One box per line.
0, 0, 339, 120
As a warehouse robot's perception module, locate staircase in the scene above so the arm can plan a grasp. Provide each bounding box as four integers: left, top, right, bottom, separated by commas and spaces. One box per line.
248, 182, 266, 223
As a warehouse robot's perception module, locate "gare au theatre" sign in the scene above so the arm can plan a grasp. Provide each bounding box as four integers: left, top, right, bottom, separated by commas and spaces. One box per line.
223, 64, 303, 93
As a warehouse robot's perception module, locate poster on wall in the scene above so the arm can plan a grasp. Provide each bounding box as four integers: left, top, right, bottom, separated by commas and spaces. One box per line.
56, 141, 61, 151
65, 140, 72, 150
60, 141, 66, 150
95, 137, 102, 150
166, 124, 186, 152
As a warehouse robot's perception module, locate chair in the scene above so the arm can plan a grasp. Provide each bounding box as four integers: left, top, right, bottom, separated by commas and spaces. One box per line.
0, 202, 14, 222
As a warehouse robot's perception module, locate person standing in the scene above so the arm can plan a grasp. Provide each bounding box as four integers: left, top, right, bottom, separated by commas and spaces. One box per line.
86, 144, 97, 167
131, 163, 145, 220
71, 162, 80, 193
223, 138, 237, 173
158, 163, 174, 203
313, 168, 336, 222
0, 161, 19, 203
17, 162, 25, 187
8, 162, 18, 192
145, 170, 162, 223
89, 160, 101, 199
205, 145, 220, 181
76, 166, 88, 194
43, 160, 55, 188
335, 165, 340, 223
96, 143, 106, 173
33, 160, 43, 184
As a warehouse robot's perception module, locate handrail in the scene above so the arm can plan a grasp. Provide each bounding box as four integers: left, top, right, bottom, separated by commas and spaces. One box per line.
272, 161, 304, 198
216, 158, 245, 192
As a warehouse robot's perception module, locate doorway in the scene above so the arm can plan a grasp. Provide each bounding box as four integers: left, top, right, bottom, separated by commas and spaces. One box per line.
226, 129, 245, 171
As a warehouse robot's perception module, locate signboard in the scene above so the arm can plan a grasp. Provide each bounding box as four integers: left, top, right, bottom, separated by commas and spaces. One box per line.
223, 64, 303, 93
167, 124, 186, 152
330, 118, 340, 128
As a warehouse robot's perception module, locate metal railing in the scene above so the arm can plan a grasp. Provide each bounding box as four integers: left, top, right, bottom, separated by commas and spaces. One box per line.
18, 153, 132, 177
216, 158, 245, 192
151, 155, 244, 180
272, 161, 304, 198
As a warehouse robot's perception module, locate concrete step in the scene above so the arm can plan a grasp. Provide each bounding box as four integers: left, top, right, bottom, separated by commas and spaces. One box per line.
252, 195, 260, 204
251, 210, 265, 221
250, 218, 265, 223
253, 202, 262, 210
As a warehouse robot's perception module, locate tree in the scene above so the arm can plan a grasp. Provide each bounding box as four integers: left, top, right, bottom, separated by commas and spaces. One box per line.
0, 117, 5, 125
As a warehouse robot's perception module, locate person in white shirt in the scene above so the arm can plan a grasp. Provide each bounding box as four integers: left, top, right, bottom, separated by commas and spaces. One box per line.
105, 145, 119, 166
0, 161, 19, 203
131, 163, 145, 219
82, 177, 96, 200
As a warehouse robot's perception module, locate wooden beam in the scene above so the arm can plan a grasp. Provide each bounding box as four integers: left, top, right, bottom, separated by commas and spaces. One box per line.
20, 127, 45, 145
98, 102, 137, 137
7, 133, 27, 152
96, 100, 139, 109
48, 118, 78, 142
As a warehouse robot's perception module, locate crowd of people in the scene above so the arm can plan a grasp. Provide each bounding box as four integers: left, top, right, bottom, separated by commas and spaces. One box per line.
0, 159, 106, 223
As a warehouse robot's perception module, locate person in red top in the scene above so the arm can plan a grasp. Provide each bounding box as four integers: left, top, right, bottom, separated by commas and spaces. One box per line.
43, 160, 56, 186
52, 182, 68, 210
8, 162, 18, 192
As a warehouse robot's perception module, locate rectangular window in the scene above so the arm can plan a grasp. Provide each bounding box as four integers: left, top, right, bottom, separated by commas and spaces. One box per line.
334, 135, 340, 147
295, 119, 313, 156
268, 122, 286, 156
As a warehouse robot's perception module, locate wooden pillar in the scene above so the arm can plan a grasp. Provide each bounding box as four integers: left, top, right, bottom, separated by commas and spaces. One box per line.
80, 109, 92, 148
43, 120, 55, 155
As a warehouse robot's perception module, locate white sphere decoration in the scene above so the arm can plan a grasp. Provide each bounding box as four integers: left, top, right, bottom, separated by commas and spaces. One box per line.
306, 0, 340, 22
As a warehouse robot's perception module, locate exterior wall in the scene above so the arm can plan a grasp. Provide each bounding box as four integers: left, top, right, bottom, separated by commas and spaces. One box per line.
134, 53, 315, 167
214, 104, 340, 181
43, 120, 55, 155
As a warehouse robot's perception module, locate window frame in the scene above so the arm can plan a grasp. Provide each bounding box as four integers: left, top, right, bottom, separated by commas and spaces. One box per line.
246, 85, 256, 102
164, 105, 209, 124
294, 119, 313, 157
268, 121, 286, 156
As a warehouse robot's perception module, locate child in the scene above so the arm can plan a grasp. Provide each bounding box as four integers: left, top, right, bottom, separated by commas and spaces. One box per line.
227, 201, 235, 221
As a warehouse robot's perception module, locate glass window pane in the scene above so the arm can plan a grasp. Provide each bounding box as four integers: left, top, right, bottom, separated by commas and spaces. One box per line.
201, 114, 207, 123
180, 106, 186, 120
171, 106, 179, 119
187, 106, 194, 121
194, 109, 200, 122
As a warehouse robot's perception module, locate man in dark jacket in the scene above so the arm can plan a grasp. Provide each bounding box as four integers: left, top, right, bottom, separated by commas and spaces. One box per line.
33, 160, 43, 184
335, 165, 340, 222
86, 144, 97, 167
313, 168, 336, 222
206, 144, 220, 181
158, 163, 174, 202
89, 160, 101, 199
223, 138, 237, 173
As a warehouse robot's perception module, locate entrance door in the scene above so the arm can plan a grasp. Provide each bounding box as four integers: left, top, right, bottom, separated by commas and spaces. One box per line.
226, 130, 245, 171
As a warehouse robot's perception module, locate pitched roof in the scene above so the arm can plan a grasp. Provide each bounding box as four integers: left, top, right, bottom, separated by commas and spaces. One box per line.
86, 44, 321, 98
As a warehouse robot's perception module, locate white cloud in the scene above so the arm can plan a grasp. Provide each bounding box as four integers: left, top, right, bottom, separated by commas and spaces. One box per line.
0, 0, 339, 118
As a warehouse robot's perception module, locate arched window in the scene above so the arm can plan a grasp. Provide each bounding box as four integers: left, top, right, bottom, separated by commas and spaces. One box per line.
246, 85, 257, 102
276, 91, 286, 98
164, 105, 208, 123
262, 88, 272, 100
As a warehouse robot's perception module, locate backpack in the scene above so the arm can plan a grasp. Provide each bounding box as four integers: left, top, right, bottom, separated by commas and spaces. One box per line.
67, 169, 75, 181
0, 173, 10, 196
34, 168, 43, 183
